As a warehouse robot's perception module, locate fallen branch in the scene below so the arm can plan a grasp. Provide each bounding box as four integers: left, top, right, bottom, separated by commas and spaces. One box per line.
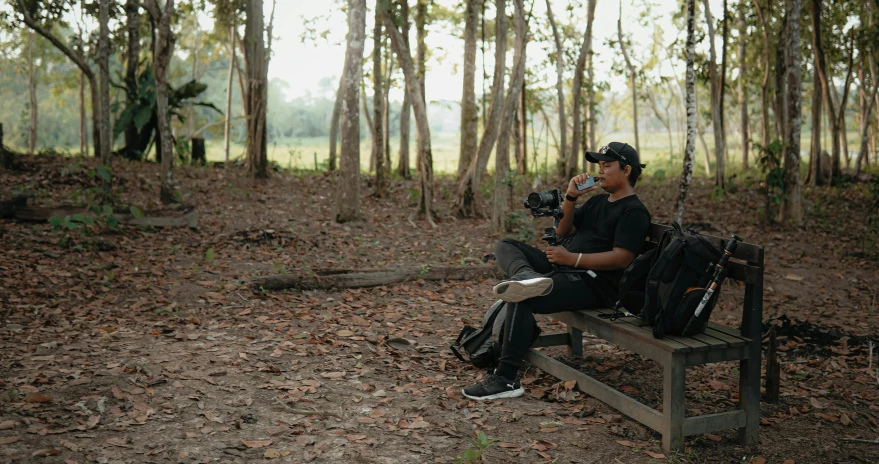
250, 265, 503, 291
842, 437, 879, 444
7, 205, 198, 229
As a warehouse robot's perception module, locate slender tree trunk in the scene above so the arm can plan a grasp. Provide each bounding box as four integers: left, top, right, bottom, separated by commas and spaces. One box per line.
453, 0, 507, 218
618, 0, 640, 156
586, 0, 598, 170
224, 23, 236, 165
244, 0, 268, 179
398, 0, 412, 178
458, 0, 480, 181
98, 0, 112, 175
856, 51, 879, 172
144, 0, 177, 203
775, 13, 788, 145
385, 7, 436, 227
372, 4, 387, 197
124, 0, 141, 155
516, 80, 527, 174
546, 0, 568, 177
674, 0, 697, 225
481, 0, 487, 127
811, 0, 841, 183
810, 65, 824, 184
720, 0, 729, 169
189, 30, 201, 140
27, 31, 37, 154
703, 0, 725, 188
80, 67, 88, 156
414, 0, 427, 174
384, 34, 392, 172
493, 0, 528, 234
336, 0, 366, 223
738, 2, 750, 168
780, 0, 803, 226
753, 0, 771, 148
572, 0, 597, 177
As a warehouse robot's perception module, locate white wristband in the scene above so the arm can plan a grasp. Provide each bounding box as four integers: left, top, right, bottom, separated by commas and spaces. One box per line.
575, 253, 583, 268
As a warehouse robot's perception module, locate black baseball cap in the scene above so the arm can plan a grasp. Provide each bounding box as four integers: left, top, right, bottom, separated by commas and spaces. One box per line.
585, 142, 646, 173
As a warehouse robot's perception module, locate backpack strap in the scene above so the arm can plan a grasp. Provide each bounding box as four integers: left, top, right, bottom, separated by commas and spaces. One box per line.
641, 232, 688, 339
449, 326, 475, 362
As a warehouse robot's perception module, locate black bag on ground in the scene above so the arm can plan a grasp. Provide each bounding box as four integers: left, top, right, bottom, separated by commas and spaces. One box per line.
450, 300, 541, 369
616, 222, 723, 338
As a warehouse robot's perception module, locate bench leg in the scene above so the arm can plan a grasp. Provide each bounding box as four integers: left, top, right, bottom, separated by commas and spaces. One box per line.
566, 326, 583, 358
737, 347, 761, 446
662, 354, 686, 453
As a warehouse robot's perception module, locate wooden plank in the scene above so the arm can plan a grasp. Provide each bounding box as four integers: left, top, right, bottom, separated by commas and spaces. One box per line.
662, 354, 687, 453
738, 272, 763, 446
567, 326, 584, 357
532, 333, 570, 348
701, 327, 748, 348
594, 309, 713, 352
706, 322, 751, 343
525, 349, 664, 433
687, 332, 730, 350
683, 411, 747, 436
552, 311, 690, 361
726, 262, 762, 285
684, 345, 748, 366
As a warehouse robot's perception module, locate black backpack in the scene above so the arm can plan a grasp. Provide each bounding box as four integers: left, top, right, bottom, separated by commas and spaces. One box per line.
615, 222, 723, 339
450, 300, 541, 369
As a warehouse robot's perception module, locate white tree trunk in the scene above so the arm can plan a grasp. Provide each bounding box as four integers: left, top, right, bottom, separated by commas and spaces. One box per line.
674, 0, 697, 225
336, 0, 366, 223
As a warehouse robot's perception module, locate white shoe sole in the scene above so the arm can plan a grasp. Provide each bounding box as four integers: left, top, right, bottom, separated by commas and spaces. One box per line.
492, 277, 553, 303
462, 387, 525, 401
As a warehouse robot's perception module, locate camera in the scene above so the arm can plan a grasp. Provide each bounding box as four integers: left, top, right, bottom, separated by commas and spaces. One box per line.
523, 189, 565, 246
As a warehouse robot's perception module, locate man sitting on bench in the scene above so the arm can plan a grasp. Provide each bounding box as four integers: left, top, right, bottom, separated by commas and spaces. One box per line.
463, 142, 651, 401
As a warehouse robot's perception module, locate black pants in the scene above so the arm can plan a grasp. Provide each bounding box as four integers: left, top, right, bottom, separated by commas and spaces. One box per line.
494, 238, 605, 379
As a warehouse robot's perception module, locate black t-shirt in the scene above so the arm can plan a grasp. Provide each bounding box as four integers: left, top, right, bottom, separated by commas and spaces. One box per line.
564, 193, 651, 301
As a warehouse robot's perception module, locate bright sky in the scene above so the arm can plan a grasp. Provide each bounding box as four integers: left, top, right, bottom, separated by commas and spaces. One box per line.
270, 0, 724, 102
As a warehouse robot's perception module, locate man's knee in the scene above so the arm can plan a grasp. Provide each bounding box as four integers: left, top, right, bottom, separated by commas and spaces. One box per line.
495, 238, 523, 257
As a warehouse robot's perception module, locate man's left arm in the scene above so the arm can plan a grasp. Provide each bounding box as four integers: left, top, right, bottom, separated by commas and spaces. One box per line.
546, 209, 650, 270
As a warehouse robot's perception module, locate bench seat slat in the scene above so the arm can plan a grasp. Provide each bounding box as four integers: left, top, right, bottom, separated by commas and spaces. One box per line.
552, 311, 690, 357
589, 309, 715, 352
705, 322, 751, 343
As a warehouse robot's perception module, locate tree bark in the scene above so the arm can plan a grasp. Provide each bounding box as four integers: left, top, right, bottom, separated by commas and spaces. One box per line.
516, 80, 527, 175
336, 0, 366, 223
144, 0, 177, 204
856, 52, 879, 173
457, 0, 480, 181
98, 0, 112, 188
27, 31, 37, 154
720, 0, 729, 170
546, 0, 569, 177
414, 0, 427, 173
674, 0, 697, 225
372, 4, 387, 197
493, 0, 528, 234
385, 6, 436, 227
453, 0, 507, 218
753, 0, 771, 149
188, 29, 201, 140
586, 0, 598, 165
79, 64, 88, 157
775, 13, 788, 145
244, 0, 268, 179
738, 1, 749, 168
703, 0, 725, 188
250, 265, 503, 291
780, 0, 803, 226
618, 0, 640, 156
809, 65, 824, 185
573, 0, 597, 176
811, 0, 841, 183
224, 23, 236, 165
124, 0, 141, 155
397, 0, 412, 178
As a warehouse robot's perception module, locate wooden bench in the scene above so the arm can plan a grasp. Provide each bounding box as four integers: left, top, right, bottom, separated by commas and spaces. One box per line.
526, 223, 764, 453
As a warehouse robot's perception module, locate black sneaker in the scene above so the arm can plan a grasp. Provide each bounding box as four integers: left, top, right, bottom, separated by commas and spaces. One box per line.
492, 269, 553, 302
462, 373, 525, 400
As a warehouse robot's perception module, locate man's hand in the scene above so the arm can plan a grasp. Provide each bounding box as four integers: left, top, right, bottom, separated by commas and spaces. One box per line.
546, 246, 576, 266
567, 173, 600, 198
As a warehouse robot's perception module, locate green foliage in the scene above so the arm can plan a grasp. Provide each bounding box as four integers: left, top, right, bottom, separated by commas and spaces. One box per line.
49, 165, 126, 236
453, 432, 497, 464
205, 247, 215, 264
755, 140, 785, 205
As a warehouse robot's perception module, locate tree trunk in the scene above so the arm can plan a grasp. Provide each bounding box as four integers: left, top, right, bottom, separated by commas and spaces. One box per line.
775, 13, 788, 144
453, 0, 507, 219
780, 0, 803, 226
98, 0, 112, 179
224, 23, 236, 165
244, 0, 268, 179
720, 0, 729, 170
493, 0, 528, 234
738, 2, 749, 168
546, 0, 568, 177
79, 66, 88, 156
398, 0, 411, 179
336, 0, 366, 223
809, 65, 824, 185
674, 0, 697, 225
188, 30, 201, 140
124, 0, 141, 155
618, 0, 640, 156
385, 7, 436, 227
811, 0, 841, 183
372, 4, 387, 197
856, 51, 879, 173
144, 0, 177, 203
572, 0, 597, 176
516, 80, 527, 175
753, 0, 771, 148
586, 0, 598, 169
384, 33, 392, 172
27, 31, 37, 155
458, 0, 480, 181
703, 0, 725, 188
414, 0, 427, 174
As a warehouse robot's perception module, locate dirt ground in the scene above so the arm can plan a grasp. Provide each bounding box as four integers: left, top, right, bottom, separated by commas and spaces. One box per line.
1, 155, 878, 464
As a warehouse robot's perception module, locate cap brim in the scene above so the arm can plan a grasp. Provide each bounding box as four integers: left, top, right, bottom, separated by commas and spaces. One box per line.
584, 151, 616, 164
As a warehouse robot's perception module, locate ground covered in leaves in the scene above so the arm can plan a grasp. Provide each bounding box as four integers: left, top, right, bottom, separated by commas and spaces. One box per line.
1, 155, 878, 464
